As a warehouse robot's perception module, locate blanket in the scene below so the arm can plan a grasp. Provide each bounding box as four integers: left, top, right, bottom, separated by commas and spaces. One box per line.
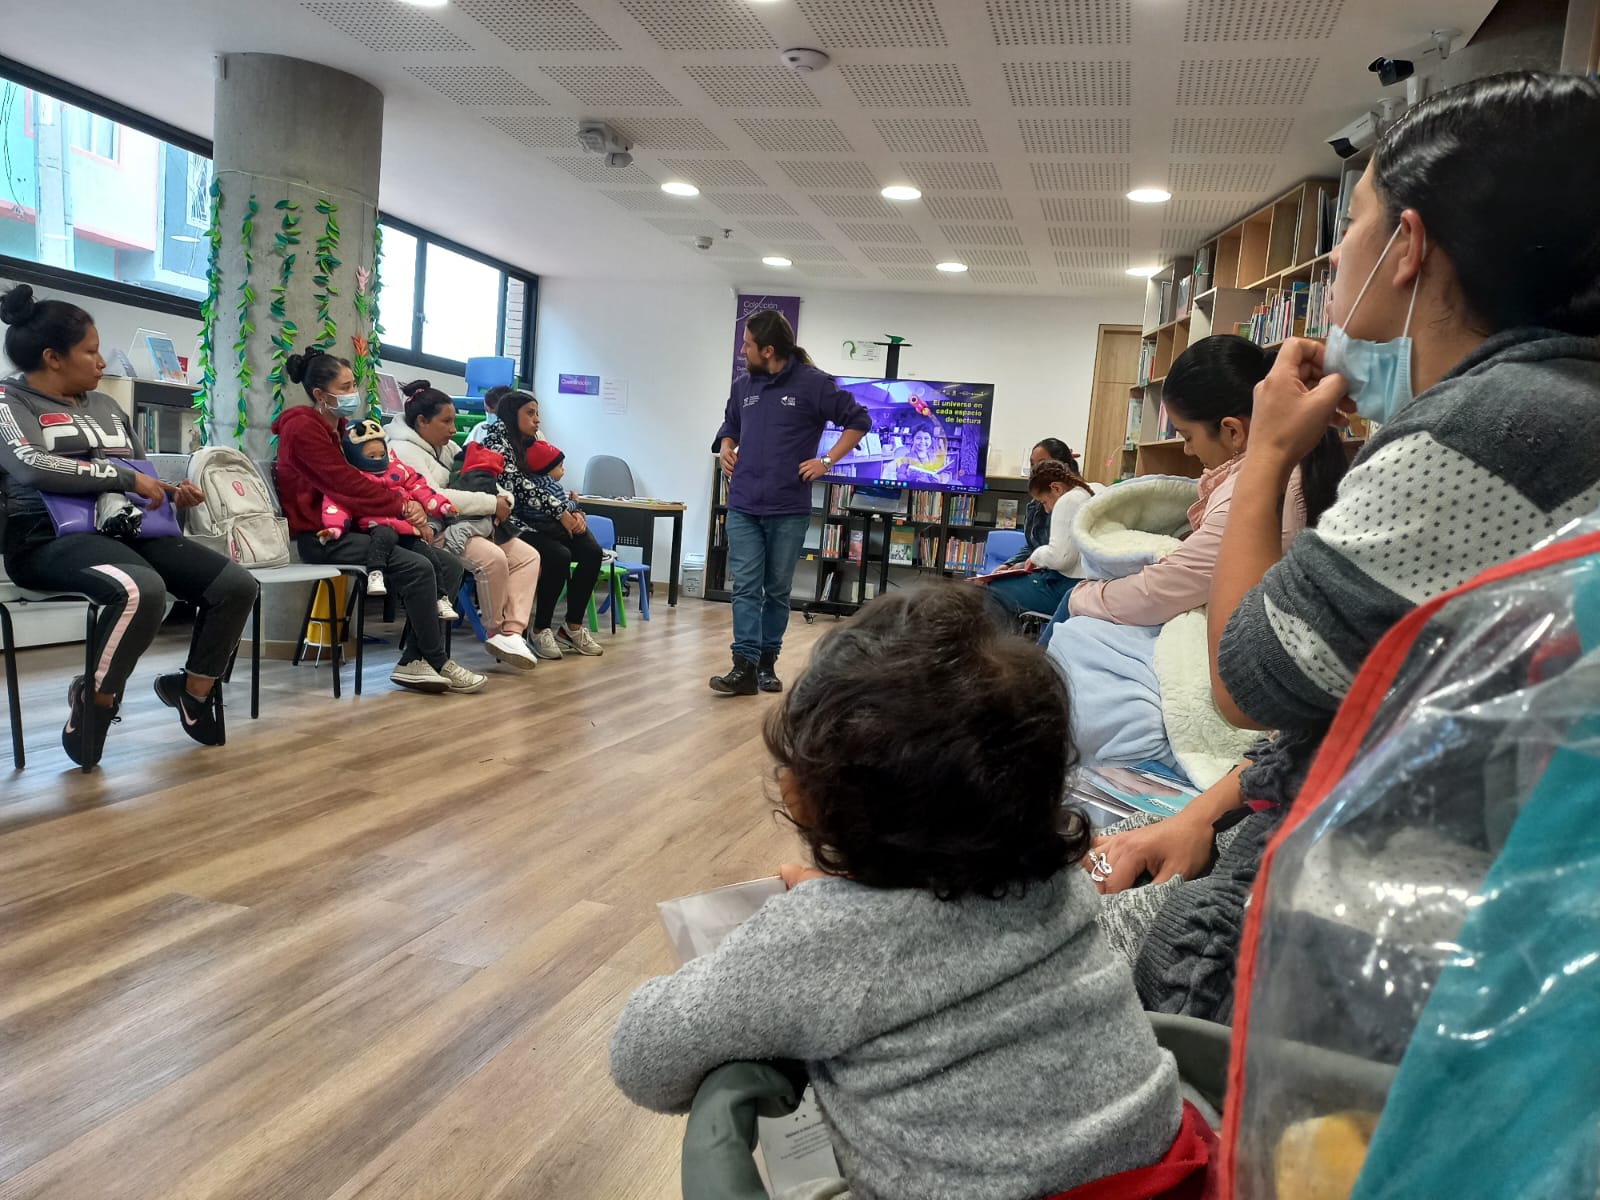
1154, 611, 1262, 789
1073, 476, 1197, 580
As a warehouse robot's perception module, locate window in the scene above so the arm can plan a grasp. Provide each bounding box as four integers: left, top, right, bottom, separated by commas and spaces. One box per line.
377, 217, 537, 377
1, 74, 209, 301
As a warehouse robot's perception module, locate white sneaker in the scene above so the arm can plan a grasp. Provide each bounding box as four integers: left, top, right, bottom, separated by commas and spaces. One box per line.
390, 659, 447, 693
367, 569, 387, 597
556, 624, 604, 657
438, 659, 487, 694
486, 632, 538, 671
436, 596, 460, 620
530, 629, 565, 660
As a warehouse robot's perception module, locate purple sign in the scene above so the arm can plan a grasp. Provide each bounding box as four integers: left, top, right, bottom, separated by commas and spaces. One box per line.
558, 373, 600, 395
732, 294, 802, 387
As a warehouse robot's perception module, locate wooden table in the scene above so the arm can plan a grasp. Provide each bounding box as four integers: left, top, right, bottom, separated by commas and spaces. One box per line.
578, 497, 689, 605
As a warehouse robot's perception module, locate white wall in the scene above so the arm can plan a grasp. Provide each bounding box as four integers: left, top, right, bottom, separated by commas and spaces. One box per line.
532, 279, 1141, 577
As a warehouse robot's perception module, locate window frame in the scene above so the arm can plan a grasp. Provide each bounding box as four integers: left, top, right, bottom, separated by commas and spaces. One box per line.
0, 54, 538, 382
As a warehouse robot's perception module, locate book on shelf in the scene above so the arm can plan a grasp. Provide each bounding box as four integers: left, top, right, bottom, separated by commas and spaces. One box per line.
888, 526, 916, 565
848, 528, 865, 564
1175, 275, 1193, 320
994, 498, 1018, 530
1137, 339, 1155, 387
1156, 401, 1176, 440
827, 485, 854, 516
909, 490, 944, 523
1125, 395, 1144, 450
947, 494, 975, 526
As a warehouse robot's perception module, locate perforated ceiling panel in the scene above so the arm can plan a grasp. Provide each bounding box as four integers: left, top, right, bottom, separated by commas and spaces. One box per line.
1017, 118, 1131, 156
1165, 198, 1249, 228
658, 158, 768, 188
1040, 197, 1124, 223
775, 160, 880, 190
741, 220, 826, 241
1060, 269, 1130, 287
1171, 117, 1294, 156
900, 161, 1004, 192
1030, 162, 1131, 193
810, 194, 900, 220
940, 224, 1025, 247
840, 64, 971, 108
484, 113, 573, 148
683, 65, 820, 108
601, 189, 677, 212
836, 223, 922, 244
958, 247, 1033, 268
708, 193, 798, 216
301, 2, 476, 52
617, 0, 777, 50
1183, 0, 1346, 42
1049, 226, 1131, 247
735, 119, 853, 154
970, 268, 1039, 285
879, 266, 939, 281
548, 156, 657, 186
923, 195, 1014, 222
614, 118, 728, 152
985, 0, 1132, 45
793, 0, 947, 48
539, 65, 679, 107
862, 246, 935, 264
454, 0, 619, 51
1176, 57, 1319, 106
1002, 61, 1132, 107
1161, 227, 1211, 250
646, 217, 721, 236
781, 245, 848, 262
1055, 251, 1129, 269
874, 119, 987, 155
799, 264, 867, 279
1168, 161, 1275, 193
407, 66, 547, 106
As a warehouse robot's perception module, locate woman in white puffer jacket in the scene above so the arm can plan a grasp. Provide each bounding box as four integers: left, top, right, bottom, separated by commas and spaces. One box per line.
386, 381, 541, 671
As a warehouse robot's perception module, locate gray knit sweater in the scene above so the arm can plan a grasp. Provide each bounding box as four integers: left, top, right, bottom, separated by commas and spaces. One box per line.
1133, 328, 1600, 1019
612, 871, 1180, 1200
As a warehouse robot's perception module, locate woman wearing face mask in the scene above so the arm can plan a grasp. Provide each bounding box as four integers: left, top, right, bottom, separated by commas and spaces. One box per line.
1090, 71, 1600, 1017
274, 348, 486, 695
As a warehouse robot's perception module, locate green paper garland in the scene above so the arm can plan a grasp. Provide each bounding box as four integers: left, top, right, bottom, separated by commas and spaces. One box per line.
234, 194, 259, 440
366, 219, 384, 411
193, 176, 223, 442
313, 198, 342, 351
268, 200, 302, 423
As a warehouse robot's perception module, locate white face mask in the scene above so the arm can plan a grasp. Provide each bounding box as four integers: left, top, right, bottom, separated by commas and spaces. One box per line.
1324, 225, 1426, 425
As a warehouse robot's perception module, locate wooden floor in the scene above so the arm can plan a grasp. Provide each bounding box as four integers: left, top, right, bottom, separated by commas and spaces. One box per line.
0, 598, 824, 1199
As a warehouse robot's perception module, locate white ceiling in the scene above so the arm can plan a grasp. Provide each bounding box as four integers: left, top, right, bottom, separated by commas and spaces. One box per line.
9, 0, 1496, 299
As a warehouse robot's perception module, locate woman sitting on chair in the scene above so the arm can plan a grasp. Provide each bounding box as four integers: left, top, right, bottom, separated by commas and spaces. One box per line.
0, 285, 257, 767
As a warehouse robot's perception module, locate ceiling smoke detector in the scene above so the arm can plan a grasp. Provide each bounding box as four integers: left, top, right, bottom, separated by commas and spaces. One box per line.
780, 48, 831, 74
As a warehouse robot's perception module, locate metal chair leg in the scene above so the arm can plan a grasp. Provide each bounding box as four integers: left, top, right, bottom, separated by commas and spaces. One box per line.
1, 603, 22, 770
81, 602, 99, 773
323, 582, 342, 700
250, 592, 262, 719
293, 582, 321, 666
352, 576, 366, 695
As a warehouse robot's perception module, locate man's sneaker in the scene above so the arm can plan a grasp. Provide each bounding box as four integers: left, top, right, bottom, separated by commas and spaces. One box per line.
390, 660, 449, 693
367, 569, 387, 597
485, 632, 538, 670
530, 629, 565, 660
556, 625, 604, 656
709, 657, 760, 696
757, 651, 783, 694
62, 675, 118, 767
436, 596, 460, 620
153, 672, 224, 747
438, 659, 488, 693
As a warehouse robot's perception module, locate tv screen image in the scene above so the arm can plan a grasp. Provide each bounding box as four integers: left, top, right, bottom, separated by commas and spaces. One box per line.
818, 378, 994, 494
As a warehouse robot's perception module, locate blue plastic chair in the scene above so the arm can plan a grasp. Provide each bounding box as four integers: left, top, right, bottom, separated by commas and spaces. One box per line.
456, 575, 489, 642
984, 529, 1027, 573
464, 356, 515, 399
587, 514, 651, 622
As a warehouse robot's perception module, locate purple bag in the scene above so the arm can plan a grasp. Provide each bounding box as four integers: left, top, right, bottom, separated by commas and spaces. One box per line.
40, 458, 184, 539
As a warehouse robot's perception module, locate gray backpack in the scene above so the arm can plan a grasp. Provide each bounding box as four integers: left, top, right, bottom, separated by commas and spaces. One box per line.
184, 446, 291, 568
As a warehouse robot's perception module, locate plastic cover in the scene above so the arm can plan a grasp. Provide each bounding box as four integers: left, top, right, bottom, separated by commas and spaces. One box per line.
1226, 513, 1600, 1200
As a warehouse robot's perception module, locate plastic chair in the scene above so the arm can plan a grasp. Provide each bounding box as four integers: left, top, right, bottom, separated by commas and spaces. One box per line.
587, 514, 650, 623
1, 584, 104, 771
456, 575, 489, 642
983, 529, 1027, 574
464, 356, 515, 399
582, 455, 637, 498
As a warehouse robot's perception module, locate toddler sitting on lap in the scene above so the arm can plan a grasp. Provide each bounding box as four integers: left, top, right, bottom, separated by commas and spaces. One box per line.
611, 583, 1205, 1200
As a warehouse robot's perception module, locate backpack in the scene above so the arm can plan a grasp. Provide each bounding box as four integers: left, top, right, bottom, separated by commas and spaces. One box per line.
184, 446, 291, 568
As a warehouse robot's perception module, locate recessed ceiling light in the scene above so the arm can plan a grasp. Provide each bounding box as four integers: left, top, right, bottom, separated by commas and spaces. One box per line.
880, 185, 922, 202
1126, 265, 1162, 278
936, 261, 969, 273
661, 181, 700, 197
762, 256, 793, 268
1127, 188, 1172, 204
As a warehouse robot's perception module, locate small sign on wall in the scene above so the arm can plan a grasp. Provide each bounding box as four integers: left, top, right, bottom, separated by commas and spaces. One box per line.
841, 338, 881, 364
601, 378, 628, 415
558, 373, 600, 395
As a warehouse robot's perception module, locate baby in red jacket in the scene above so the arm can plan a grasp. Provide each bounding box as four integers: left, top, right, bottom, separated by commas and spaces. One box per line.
322, 419, 463, 617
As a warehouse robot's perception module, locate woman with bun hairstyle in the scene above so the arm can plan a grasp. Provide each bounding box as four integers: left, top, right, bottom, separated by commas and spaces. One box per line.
385, 379, 540, 671
0, 285, 257, 766
272, 347, 486, 695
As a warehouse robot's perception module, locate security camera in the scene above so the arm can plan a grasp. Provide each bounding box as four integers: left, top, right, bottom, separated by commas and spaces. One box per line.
605, 151, 633, 168
577, 119, 632, 159
1368, 57, 1415, 87
694, 235, 714, 251
1327, 111, 1378, 159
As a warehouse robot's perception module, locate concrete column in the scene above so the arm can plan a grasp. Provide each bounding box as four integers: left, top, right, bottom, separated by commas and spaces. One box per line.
209, 54, 384, 648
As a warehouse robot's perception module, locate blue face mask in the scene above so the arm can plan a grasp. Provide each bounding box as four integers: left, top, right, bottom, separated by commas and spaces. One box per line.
330, 392, 362, 419
1324, 225, 1425, 426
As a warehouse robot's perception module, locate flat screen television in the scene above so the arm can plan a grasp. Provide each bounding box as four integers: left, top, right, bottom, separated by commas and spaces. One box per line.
816, 378, 994, 494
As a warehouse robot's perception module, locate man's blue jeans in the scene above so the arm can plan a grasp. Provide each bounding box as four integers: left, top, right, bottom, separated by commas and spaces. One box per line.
726, 510, 811, 664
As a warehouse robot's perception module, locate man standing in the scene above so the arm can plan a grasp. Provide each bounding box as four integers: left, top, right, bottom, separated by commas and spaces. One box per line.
711, 310, 870, 696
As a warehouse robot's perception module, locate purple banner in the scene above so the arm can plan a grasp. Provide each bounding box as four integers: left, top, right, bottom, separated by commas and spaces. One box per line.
558, 373, 600, 395
732, 294, 802, 387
